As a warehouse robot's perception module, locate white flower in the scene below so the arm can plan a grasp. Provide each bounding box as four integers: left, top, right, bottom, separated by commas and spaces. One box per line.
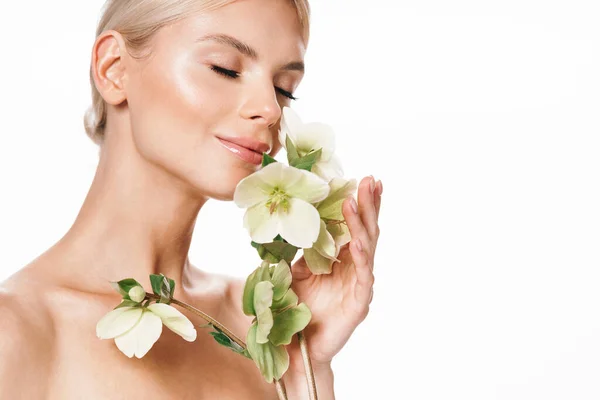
96, 303, 197, 358
279, 106, 344, 181
234, 162, 330, 248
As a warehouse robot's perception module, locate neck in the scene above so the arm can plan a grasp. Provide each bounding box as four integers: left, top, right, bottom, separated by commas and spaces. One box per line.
48, 124, 209, 298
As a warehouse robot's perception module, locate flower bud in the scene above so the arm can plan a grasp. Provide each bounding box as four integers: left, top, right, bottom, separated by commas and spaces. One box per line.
128, 286, 146, 303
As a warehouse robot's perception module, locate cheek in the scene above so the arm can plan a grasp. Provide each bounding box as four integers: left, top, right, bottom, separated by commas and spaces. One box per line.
124, 53, 251, 198
127, 54, 227, 166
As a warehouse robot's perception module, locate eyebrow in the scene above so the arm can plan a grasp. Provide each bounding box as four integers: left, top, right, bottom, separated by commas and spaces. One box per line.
196, 33, 305, 73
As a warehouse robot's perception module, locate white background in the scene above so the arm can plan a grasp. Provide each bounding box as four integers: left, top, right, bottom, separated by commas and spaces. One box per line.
1, 1, 599, 399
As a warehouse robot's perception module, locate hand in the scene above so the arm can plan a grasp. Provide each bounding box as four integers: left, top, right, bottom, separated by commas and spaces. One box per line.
286, 176, 383, 371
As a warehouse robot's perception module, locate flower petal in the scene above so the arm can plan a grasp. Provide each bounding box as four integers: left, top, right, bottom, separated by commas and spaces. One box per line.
280, 107, 303, 146
234, 172, 272, 208
246, 323, 290, 383
270, 260, 292, 301
277, 198, 321, 248
312, 154, 344, 182
295, 122, 336, 160
316, 177, 357, 219
242, 261, 272, 316
114, 309, 163, 358
268, 303, 312, 346
331, 222, 351, 248
304, 248, 334, 275
278, 128, 287, 150
312, 219, 338, 259
147, 303, 197, 342
243, 201, 280, 244
253, 281, 274, 344
96, 306, 143, 340
283, 169, 330, 204
271, 288, 299, 310
257, 161, 303, 188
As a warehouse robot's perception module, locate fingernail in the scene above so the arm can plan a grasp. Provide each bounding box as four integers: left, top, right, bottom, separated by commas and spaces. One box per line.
350, 197, 358, 213
369, 176, 375, 194
377, 180, 383, 196
355, 238, 363, 252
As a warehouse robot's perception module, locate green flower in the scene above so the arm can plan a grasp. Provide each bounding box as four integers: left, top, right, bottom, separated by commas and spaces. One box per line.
303, 177, 358, 274
242, 260, 312, 383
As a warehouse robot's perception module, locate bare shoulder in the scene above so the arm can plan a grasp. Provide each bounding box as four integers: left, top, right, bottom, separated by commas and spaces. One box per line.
0, 272, 54, 397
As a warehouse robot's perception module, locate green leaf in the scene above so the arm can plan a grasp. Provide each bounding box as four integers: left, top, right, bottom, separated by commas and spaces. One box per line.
209, 331, 252, 359
149, 274, 163, 296
242, 262, 272, 316
261, 153, 277, 167
273, 234, 285, 242
254, 241, 298, 265
268, 303, 312, 346
110, 278, 142, 297
285, 135, 299, 164
270, 260, 292, 301
149, 274, 175, 304
246, 323, 290, 383
290, 148, 323, 172
112, 299, 141, 310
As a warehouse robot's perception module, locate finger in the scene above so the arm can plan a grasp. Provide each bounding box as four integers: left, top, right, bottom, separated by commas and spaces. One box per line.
343, 196, 372, 258
350, 238, 375, 308
357, 176, 379, 239
374, 180, 382, 220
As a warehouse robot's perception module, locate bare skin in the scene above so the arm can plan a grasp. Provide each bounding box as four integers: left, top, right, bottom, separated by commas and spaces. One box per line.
0, 0, 382, 398
1, 259, 277, 399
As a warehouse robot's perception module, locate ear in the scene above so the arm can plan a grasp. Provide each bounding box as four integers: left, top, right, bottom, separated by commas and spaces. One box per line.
91, 30, 128, 105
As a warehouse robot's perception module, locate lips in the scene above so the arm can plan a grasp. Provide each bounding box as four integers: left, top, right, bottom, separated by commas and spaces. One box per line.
217, 136, 269, 165
217, 135, 270, 154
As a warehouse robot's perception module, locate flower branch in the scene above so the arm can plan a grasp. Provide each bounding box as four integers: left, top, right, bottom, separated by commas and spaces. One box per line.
96, 106, 356, 399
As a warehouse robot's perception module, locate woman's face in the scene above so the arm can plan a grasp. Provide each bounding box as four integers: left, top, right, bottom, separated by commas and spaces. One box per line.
123, 0, 306, 200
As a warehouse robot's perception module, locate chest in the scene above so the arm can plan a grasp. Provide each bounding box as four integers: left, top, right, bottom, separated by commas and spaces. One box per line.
45, 305, 275, 399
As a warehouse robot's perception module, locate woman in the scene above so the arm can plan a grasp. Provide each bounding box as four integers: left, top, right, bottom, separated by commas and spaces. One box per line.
0, 0, 383, 398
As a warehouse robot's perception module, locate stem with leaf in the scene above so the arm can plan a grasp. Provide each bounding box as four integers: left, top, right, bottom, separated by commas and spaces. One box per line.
145, 293, 289, 400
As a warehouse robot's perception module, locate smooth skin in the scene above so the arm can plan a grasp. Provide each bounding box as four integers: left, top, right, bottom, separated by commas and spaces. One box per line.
0, 0, 383, 399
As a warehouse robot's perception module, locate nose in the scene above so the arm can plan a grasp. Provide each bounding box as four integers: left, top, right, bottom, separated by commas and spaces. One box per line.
239, 80, 282, 129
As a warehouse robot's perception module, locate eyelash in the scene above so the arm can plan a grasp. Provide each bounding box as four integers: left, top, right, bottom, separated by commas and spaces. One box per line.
210, 65, 298, 101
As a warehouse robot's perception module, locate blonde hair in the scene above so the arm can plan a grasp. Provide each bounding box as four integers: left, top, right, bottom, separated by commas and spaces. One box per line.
84, 0, 310, 145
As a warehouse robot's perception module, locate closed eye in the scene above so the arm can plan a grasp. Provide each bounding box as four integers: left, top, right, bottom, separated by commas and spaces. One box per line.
210, 65, 297, 101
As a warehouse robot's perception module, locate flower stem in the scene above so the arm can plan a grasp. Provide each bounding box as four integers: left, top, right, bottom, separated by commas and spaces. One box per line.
297, 330, 318, 400
146, 293, 288, 400
275, 380, 288, 399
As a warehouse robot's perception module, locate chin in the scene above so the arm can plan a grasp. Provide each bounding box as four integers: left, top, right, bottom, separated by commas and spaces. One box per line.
195, 175, 244, 202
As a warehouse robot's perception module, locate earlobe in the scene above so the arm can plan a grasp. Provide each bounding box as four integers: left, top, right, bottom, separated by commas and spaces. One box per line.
91, 30, 128, 105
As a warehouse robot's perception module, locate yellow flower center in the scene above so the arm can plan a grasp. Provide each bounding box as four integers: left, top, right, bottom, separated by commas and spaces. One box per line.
265, 187, 290, 214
